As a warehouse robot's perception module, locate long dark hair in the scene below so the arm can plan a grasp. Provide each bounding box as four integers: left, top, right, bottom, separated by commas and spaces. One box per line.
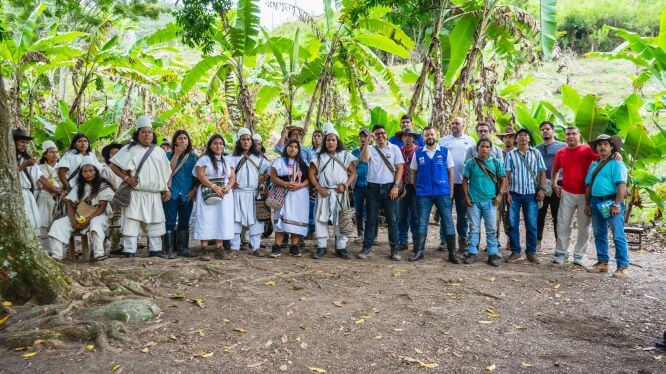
171, 129, 193, 155
233, 137, 261, 157
69, 133, 91, 154
281, 139, 309, 175
39, 150, 59, 165
205, 134, 227, 175
129, 127, 158, 148
76, 165, 112, 201
317, 133, 345, 155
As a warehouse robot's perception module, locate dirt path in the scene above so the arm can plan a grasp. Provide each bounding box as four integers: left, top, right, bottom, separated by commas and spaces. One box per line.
1, 223, 665, 373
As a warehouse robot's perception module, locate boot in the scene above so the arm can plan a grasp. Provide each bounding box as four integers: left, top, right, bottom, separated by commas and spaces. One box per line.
335, 248, 351, 260
269, 244, 282, 258
409, 236, 425, 261
357, 247, 373, 259
163, 231, 176, 259
457, 237, 467, 254
200, 245, 212, 261
355, 220, 364, 242
176, 230, 193, 257
447, 235, 460, 264
390, 247, 401, 261
215, 248, 231, 260
313, 247, 327, 259
289, 244, 302, 257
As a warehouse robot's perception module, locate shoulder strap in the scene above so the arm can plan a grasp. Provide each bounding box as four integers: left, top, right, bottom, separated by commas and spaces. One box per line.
373, 144, 396, 174
134, 145, 155, 178
590, 159, 611, 187
473, 157, 499, 186
516, 149, 538, 186
67, 165, 81, 181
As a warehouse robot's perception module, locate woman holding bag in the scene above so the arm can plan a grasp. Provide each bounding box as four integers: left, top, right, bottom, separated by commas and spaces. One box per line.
193, 134, 235, 261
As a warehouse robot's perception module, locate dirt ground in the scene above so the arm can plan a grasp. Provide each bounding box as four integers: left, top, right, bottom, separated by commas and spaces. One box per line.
1, 220, 665, 374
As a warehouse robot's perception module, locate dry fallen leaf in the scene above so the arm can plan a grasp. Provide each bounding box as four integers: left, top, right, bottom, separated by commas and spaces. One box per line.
168, 292, 185, 299
2, 301, 12, 306
233, 327, 247, 333
223, 348, 231, 353
0, 315, 9, 325
281, 335, 288, 343
141, 347, 150, 353
392, 267, 407, 277
419, 362, 439, 369
653, 355, 663, 361
265, 280, 276, 286
199, 352, 214, 358
355, 318, 365, 325
112, 364, 121, 372
485, 364, 496, 371
86, 344, 95, 351
554, 284, 561, 289
372, 335, 382, 340
223, 319, 230, 323
21, 351, 38, 358
521, 362, 533, 368
298, 297, 307, 301
332, 300, 345, 307
308, 367, 327, 373
188, 298, 205, 309
478, 320, 493, 324
199, 331, 205, 337
414, 348, 423, 354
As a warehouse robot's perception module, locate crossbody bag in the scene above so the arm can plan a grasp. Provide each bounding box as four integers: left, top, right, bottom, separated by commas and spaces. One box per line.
373, 144, 405, 198
111, 145, 156, 208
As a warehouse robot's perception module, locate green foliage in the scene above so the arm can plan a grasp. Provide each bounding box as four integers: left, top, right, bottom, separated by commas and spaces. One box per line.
540, 0, 558, 60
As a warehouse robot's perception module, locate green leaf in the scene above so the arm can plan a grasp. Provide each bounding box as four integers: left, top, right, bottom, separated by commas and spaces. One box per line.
356, 19, 415, 51
624, 124, 657, 161
231, 0, 260, 57
658, 9, 666, 50
353, 33, 410, 59
142, 23, 181, 47
29, 31, 86, 52
324, 0, 335, 38
560, 84, 581, 113
54, 119, 77, 146
79, 117, 105, 142
575, 95, 609, 142
540, 0, 557, 61
290, 28, 301, 75
515, 102, 543, 143
539, 101, 569, 127
294, 53, 325, 86
255, 84, 280, 113
370, 107, 389, 127
609, 94, 643, 136
180, 55, 229, 95
445, 14, 480, 89
20, 2, 47, 52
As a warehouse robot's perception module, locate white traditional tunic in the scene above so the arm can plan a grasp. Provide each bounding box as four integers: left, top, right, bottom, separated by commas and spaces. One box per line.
110, 143, 170, 238
101, 164, 123, 190
272, 157, 310, 236
193, 155, 234, 241
18, 155, 43, 231
36, 163, 61, 237
311, 151, 356, 248
55, 150, 101, 186
231, 154, 269, 234
48, 183, 114, 259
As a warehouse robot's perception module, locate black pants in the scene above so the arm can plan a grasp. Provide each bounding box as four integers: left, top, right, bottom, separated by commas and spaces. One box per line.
537, 193, 560, 241
452, 184, 468, 243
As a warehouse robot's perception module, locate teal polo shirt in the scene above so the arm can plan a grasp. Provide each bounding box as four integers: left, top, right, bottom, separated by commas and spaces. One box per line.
584, 159, 627, 197
463, 156, 506, 202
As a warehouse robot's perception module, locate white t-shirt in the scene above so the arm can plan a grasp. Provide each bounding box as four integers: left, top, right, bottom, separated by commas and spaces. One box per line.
439, 134, 475, 184
366, 143, 404, 184
410, 146, 454, 170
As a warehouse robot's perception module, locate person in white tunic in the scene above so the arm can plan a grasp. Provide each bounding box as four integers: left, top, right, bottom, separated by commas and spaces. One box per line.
110, 116, 171, 258
309, 130, 357, 259
13, 129, 61, 236
48, 161, 114, 261
56, 132, 101, 193
230, 128, 269, 256
36, 140, 64, 250
101, 142, 123, 254
268, 139, 311, 258
193, 134, 236, 261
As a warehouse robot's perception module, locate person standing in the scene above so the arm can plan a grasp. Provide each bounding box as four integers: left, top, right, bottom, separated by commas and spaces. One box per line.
275, 125, 315, 163
464, 122, 504, 161
164, 130, 198, 258
56, 133, 101, 193
101, 142, 123, 254
269, 139, 311, 258
584, 135, 629, 278
551, 126, 599, 267
504, 128, 547, 263
389, 115, 425, 148
351, 129, 370, 241
359, 124, 404, 261
110, 116, 172, 258
462, 138, 507, 266
231, 128, 270, 256
439, 117, 476, 251
396, 128, 420, 251
497, 126, 517, 249
36, 140, 62, 251
309, 130, 357, 259
193, 134, 236, 261
535, 121, 566, 251
409, 126, 457, 262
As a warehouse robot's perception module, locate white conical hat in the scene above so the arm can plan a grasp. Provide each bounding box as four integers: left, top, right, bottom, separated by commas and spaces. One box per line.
41, 140, 57, 154
237, 128, 252, 139
134, 115, 152, 130
252, 134, 262, 142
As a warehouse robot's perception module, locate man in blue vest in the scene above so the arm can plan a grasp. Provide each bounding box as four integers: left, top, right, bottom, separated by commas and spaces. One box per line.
409, 126, 458, 262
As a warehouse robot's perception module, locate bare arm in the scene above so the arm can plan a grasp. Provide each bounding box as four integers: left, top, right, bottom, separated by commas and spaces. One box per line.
447, 167, 454, 198
58, 167, 70, 191
462, 177, 471, 207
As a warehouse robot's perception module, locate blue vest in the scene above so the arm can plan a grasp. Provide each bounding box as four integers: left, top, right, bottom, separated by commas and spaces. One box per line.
414, 146, 451, 197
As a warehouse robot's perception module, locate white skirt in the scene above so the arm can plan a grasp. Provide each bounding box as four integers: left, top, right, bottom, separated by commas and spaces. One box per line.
23, 189, 40, 230
194, 189, 234, 240
274, 187, 310, 236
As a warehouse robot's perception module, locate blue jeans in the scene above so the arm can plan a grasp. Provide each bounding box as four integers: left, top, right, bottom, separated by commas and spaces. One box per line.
363, 183, 399, 250
508, 192, 538, 254
308, 200, 315, 234
452, 184, 469, 244
416, 195, 454, 251
354, 186, 367, 222
468, 200, 499, 255
164, 197, 194, 231
397, 185, 418, 246
590, 197, 629, 269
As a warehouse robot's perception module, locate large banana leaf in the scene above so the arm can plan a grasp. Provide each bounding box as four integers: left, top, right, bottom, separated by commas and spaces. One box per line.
609, 93, 643, 137
540, 0, 557, 61
356, 19, 415, 50
180, 55, 229, 94
445, 14, 480, 89
515, 102, 543, 144
623, 124, 658, 161
19, 2, 47, 53
574, 95, 609, 142
353, 33, 410, 59
231, 0, 260, 57
560, 83, 581, 113
370, 106, 389, 127
28, 31, 86, 52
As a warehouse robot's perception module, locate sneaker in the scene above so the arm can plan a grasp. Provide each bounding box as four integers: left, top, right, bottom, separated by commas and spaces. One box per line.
587, 261, 609, 273
487, 254, 501, 267
573, 256, 584, 266
526, 253, 540, 264
335, 248, 352, 260
390, 248, 402, 261
464, 254, 478, 264
552, 252, 567, 264
357, 248, 373, 259
289, 245, 302, 257
268, 244, 282, 258
506, 252, 523, 263
571, 263, 586, 271
398, 243, 408, 251
612, 268, 629, 278
313, 247, 327, 259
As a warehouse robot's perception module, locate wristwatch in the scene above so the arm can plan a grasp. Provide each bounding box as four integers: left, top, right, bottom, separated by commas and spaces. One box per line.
393, 183, 402, 189
612, 202, 621, 208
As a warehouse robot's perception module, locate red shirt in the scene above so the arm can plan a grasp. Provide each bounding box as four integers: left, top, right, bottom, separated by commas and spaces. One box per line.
553, 145, 600, 194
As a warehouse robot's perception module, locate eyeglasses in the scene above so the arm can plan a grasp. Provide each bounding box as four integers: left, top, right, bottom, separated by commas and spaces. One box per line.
374, 132, 386, 136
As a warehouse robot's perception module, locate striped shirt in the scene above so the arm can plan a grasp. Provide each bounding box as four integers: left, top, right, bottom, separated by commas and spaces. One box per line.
504, 147, 546, 195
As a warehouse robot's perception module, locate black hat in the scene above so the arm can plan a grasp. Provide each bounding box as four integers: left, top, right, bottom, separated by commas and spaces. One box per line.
516, 127, 532, 137
396, 128, 421, 139
12, 128, 33, 141
102, 142, 122, 160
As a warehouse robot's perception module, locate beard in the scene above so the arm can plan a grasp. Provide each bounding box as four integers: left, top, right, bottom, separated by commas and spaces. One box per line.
426, 138, 436, 146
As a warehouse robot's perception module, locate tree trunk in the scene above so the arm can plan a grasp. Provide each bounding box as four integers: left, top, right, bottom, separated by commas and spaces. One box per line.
0, 69, 73, 304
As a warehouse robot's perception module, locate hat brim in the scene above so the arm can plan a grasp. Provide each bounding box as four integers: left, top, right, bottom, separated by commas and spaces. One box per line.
102, 143, 122, 158
13, 135, 33, 141
396, 131, 421, 139
589, 136, 622, 151
287, 126, 304, 135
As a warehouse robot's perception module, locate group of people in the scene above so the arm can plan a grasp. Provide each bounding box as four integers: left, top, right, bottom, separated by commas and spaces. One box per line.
13, 113, 631, 278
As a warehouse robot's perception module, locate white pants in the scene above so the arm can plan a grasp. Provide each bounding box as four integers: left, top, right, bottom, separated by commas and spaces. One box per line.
50, 232, 104, 260
231, 233, 261, 251
315, 220, 348, 249
123, 235, 162, 254
555, 190, 590, 259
